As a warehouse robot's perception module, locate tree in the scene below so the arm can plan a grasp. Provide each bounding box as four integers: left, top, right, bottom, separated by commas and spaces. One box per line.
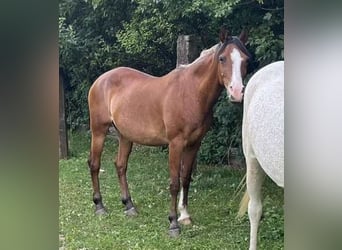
59, 0, 136, 129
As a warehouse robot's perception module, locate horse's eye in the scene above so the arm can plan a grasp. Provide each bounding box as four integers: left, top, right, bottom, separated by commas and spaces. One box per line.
219, 56, 226, 63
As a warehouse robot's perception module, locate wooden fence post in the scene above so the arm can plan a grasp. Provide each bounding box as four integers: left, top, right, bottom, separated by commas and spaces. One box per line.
59, 74, 69, 159
176, 35, 202, 173
176, 35, 202, 67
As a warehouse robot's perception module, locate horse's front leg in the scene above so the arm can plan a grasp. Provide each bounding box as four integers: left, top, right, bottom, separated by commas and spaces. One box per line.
168, 139, 184, 237
178, 143, 200, 225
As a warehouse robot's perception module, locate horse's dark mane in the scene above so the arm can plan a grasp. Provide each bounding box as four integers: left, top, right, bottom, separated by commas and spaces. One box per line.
215, 37, 252, 59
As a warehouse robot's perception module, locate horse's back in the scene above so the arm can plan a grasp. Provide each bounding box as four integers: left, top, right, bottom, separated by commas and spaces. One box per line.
89, 66, 160, 107
91, 66, 157, 91
243, 61, 284, 187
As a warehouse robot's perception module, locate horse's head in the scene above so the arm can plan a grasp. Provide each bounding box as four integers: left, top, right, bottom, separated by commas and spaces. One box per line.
216, 27, 251, 102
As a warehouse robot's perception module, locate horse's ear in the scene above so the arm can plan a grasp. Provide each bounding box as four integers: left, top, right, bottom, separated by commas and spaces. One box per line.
239, 29, 248, 44
219, 26, 230, 43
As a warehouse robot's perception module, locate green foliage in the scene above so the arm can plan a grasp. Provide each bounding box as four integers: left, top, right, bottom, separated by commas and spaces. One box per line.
59, 0, 135, 129
59, 132, 284, 249
116, 5, 177, 75
199, 92, 244, 164
247, 3, 284, 66
59, 0, 284, 163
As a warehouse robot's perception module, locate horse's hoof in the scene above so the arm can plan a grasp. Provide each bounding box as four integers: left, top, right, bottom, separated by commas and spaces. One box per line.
178, 217, 192, 225
95, 207, 107, 215
124, 207, 138, 217
169, 227, 181, 238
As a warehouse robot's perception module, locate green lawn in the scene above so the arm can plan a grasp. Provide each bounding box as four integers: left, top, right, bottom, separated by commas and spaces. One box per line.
59, 132, 283, 250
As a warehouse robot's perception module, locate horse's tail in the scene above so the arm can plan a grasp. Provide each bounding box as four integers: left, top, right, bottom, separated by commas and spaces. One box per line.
232, 173, 249, 217
237, 190, 249, 217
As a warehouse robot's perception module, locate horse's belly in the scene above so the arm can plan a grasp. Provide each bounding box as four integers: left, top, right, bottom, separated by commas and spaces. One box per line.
113, 117, 168, 146
110, 92, 168, 145
126, 131, 168, 146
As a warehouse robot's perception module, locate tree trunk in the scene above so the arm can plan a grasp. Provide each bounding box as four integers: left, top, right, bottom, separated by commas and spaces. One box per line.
59, 74, 68, 159
176, 35, 202, 67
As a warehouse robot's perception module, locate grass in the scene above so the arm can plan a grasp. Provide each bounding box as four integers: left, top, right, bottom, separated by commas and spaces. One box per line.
59, 132, 283, 250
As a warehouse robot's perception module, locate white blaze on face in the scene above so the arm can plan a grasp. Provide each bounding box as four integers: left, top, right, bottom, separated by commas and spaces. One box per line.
228, 48, 244, 102
230, 48, 243, 87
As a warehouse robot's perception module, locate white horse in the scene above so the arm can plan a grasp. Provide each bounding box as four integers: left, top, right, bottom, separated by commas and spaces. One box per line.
238, 61, 284, 250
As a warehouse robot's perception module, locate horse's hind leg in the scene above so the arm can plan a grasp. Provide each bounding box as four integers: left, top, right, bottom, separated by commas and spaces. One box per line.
88, 122, 111, 215
178, 143, 200, 225
246, 157, 265, 250
115, 135, 137, 216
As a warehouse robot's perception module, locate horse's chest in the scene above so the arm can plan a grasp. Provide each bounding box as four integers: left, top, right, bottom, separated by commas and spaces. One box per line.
185, 117, 212, 144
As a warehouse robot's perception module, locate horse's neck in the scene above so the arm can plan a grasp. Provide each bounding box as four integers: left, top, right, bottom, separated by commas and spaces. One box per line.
192, 54, 223, 112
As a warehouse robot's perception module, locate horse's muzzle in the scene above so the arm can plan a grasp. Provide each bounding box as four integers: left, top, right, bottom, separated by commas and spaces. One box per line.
228, 92, 244, 102
227, 87, 244, 102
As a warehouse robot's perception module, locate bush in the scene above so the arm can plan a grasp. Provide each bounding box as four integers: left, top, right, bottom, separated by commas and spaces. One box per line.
199, 91, 244, 165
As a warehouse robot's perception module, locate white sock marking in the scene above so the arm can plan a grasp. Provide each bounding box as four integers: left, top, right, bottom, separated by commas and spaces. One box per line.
178, 188, 190, 221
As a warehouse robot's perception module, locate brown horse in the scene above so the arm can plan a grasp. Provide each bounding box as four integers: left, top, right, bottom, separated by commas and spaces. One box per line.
87, 27, 251, 237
